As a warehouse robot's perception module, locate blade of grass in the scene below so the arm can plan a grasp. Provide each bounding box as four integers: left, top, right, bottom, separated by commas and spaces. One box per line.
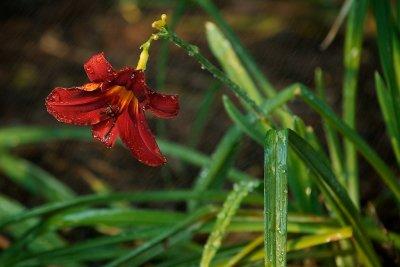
375, 72, 400, 165
288, 130, 380, 267
371, 0, 400, 133
0, 153, 75, 202
342, 0, 368, 208
194, 0, 276, 97
226, 235, 263, 267
315, 68, 346, 185
17, 227, 163, 266
103, 206, 214, 267
222, 85, 299, 146
264, 129, 289, 267
291, 118, 321, 214
320, 0, 354, 49
0, 195, 66, 252
200, 180, 259, 267
205, 21, 262, 104
189, 125, 244, 210
298, 84, 400, 203
0, 190, 262, 229
249, 227, 353, 262
0, 126, 257, 184
189, 81, 220, 148
0, 126, 91, 147
47, 208, 187, 229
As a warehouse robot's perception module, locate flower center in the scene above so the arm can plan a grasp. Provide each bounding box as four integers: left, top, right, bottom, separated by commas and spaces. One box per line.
106, 85, 136, 113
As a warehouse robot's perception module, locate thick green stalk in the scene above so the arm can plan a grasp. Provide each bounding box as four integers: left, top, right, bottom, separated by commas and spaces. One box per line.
342, 0, 368, 208
264, 129, 289, 267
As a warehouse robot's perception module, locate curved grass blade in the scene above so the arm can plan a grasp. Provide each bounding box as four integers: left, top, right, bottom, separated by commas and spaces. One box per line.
200, 180, 259, 267
371, 0, 400, 119
226, 235, 263, 267
0, 126, 90, 148
206, 22, 261, 104
190, 126, 243, 210
288, 130, 381, 267
298, 85, 400, 203
194, 0, 276, 97
342, 0, 368, 209
264, 129, 288, 267
0, 195, 66, 252
47, 208, 187, 229
0, 190, 262, 229
17, 228, 163, 266
315, 68, 345, 185
222, 85, 299, 145
249, 227, 353, 262
320, 0, 354, 49
189, 81, 220, 148
375, 72, 400, 165
0, 153, 75, 202
104, 206, 214, 267
0, 126, 257, 184
222, 95, 265, 145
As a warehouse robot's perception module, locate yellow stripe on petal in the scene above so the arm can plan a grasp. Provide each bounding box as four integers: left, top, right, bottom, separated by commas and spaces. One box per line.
81, 82, 102, 91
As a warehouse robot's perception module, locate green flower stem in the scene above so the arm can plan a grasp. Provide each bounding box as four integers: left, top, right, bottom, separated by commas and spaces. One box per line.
158, 28, 266, 120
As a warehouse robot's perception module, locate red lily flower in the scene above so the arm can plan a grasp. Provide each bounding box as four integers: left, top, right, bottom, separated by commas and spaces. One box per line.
45, 53, 179, 166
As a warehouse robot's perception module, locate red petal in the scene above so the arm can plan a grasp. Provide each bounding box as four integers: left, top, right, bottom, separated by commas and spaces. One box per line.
84, 53, 115, 82
117, 103, 166, 166
148, 92, 179, 119
92, 118, 119, 148
46, 87, 112, 125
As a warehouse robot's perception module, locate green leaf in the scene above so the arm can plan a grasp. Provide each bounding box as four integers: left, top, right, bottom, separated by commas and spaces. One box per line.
206, 22, 262, 104
0, 126, 257, 184
342, 0, 368, 209
298, 85, 400, 203
315, 68, 346, 186
375, 72, 400, 165
0, 190, 263, 229
264, 129, 289, 267
288, 130, 381, 267
0, 154, 75, 202
47, 208, 186, 229
190, 126, 243, 210
249, 227, 353, 262
0, 126, 90, 148
200, 180, 259, 267
189, 81, 220, 148
194, 0, 276, 97
104, 206, 214, 267
0, 195, 66, 252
